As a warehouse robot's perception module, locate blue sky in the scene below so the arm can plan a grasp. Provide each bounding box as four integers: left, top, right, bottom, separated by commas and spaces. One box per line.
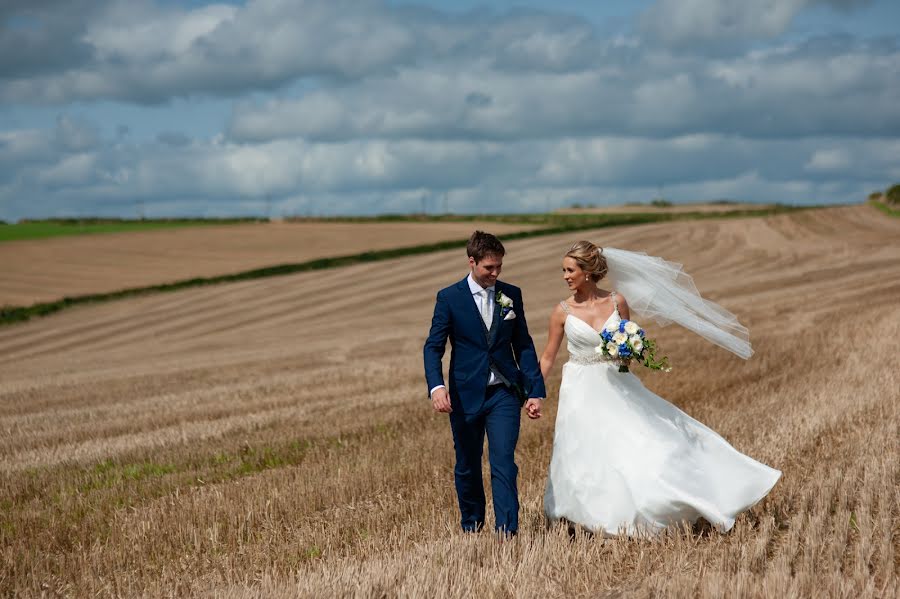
1, 0, 898, 220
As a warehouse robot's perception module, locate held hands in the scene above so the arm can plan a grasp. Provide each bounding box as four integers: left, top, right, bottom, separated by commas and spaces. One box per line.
431, 387, 452, 413
432, 388, 542, 418
524, 397, 543, 419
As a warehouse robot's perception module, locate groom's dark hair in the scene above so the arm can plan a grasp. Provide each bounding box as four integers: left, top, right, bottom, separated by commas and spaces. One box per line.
467, 231, 505, 263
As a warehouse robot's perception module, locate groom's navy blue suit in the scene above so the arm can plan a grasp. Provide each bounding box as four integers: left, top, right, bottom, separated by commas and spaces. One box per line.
424, 276, 545, 533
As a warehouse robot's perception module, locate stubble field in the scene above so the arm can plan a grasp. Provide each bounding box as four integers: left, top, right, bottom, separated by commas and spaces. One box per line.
556, 201, 780, 215
1, 206, 898, 597
0, 220, 539, 306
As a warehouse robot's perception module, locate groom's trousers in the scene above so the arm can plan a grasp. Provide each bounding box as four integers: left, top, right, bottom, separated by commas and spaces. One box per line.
449, 384, 521, 534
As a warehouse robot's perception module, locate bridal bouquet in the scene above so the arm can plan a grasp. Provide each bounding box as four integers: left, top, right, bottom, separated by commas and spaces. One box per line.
596, 319, 670, 373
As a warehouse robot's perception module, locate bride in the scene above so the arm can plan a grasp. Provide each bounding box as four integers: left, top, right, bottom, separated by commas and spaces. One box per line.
539, 240, 781, 536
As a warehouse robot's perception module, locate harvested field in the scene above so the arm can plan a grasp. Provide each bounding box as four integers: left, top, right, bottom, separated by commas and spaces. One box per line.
1, 205, 898, 597
0, 220, 540, 306
557, 201, 781, 215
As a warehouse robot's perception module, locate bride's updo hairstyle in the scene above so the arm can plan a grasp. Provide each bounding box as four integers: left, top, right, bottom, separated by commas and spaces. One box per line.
566, 241, 608, 282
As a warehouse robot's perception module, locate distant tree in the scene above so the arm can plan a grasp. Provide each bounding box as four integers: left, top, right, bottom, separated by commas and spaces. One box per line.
886, 184, 900, 205
650, 198, 672, 208
868, 191, 884, 201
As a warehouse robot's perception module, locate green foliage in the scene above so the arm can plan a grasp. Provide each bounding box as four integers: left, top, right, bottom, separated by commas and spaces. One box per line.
886, 183, 900, 205
636, 337, 671, 371
82, 459, 177, 491
650, 198, 673, 208
0, 218, 261, 243
869, 200, 900, 217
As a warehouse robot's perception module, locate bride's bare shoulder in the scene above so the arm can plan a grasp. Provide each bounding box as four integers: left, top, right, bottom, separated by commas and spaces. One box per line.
611, 291, 631, 318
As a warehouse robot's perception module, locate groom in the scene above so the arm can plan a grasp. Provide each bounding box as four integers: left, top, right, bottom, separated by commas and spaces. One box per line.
423, 231, 546, 535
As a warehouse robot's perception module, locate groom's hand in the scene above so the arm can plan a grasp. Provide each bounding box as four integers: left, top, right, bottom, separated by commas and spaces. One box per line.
431, 387, 452, 413
524, 398, 543, 419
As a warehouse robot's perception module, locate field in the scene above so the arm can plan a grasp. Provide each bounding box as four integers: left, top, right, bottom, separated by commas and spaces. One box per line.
0, 220, 540, 306
0, 219, 261, 243
556, 201, 781, 214
1, 205, 898, 597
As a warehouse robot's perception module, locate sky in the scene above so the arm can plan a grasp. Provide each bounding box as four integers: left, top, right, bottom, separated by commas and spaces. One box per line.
1, 0, 898, 220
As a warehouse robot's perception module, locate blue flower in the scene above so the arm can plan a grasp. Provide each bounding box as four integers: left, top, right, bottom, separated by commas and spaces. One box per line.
618, 344, 631, 357
618, 321, 626, 333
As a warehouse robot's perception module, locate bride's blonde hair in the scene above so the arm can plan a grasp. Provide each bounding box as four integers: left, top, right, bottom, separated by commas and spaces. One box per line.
566, 240, 608, 282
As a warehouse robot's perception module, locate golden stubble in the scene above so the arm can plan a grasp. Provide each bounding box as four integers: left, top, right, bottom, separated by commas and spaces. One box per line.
0, 206, 898, 597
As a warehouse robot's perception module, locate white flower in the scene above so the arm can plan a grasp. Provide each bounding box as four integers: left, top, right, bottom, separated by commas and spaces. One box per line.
612, 332, 628, 345
604, 321, 617, 333
606, 342, 619, 357
624, 321, 639, 335
630, 336, 643, 352
594, 345, 604, 354
497, 292, 513, 308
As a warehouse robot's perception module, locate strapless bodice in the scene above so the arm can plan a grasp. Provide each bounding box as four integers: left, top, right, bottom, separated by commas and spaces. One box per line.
565, 312, 620, 366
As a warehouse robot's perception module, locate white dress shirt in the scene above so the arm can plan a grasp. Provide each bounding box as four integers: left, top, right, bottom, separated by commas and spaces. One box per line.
429, 274, 501, 399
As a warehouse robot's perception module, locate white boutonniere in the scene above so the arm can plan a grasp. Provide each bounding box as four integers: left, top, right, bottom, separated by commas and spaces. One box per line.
496, 291, 514, 320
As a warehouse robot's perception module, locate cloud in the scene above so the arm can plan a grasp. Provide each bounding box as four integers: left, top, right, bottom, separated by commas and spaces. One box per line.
3, 115, 897, 221
228, 35, 900, 142
805, 147, 852, 171
0, 129, 53, 167
0, 0, 106, 79
0, 115, 99, 179
0, 0, 897, 221
640, 0, 872, 48
2, 0, 423, 104
1, 0, 610, 106
36, 153, 98, 188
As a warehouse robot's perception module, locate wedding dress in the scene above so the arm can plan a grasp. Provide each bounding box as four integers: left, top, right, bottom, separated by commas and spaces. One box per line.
543, 295, 781, 536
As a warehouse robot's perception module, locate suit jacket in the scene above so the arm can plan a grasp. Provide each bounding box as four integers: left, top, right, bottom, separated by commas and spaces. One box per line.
423, 277, 546, 414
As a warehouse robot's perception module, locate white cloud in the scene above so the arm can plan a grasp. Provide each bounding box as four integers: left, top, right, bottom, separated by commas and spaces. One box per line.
0, 0, 896, 221
806, 148, 851, 171
37, 153, 97, 187
1, 0, 424, 104
640, 0, 872, 48
0, 129, 52, 165
4, 123, 897, 221
227, 37, 900, 143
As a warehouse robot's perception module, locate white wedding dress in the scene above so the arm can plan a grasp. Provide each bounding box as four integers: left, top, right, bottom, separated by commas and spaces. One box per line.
544, 297, 781, 536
